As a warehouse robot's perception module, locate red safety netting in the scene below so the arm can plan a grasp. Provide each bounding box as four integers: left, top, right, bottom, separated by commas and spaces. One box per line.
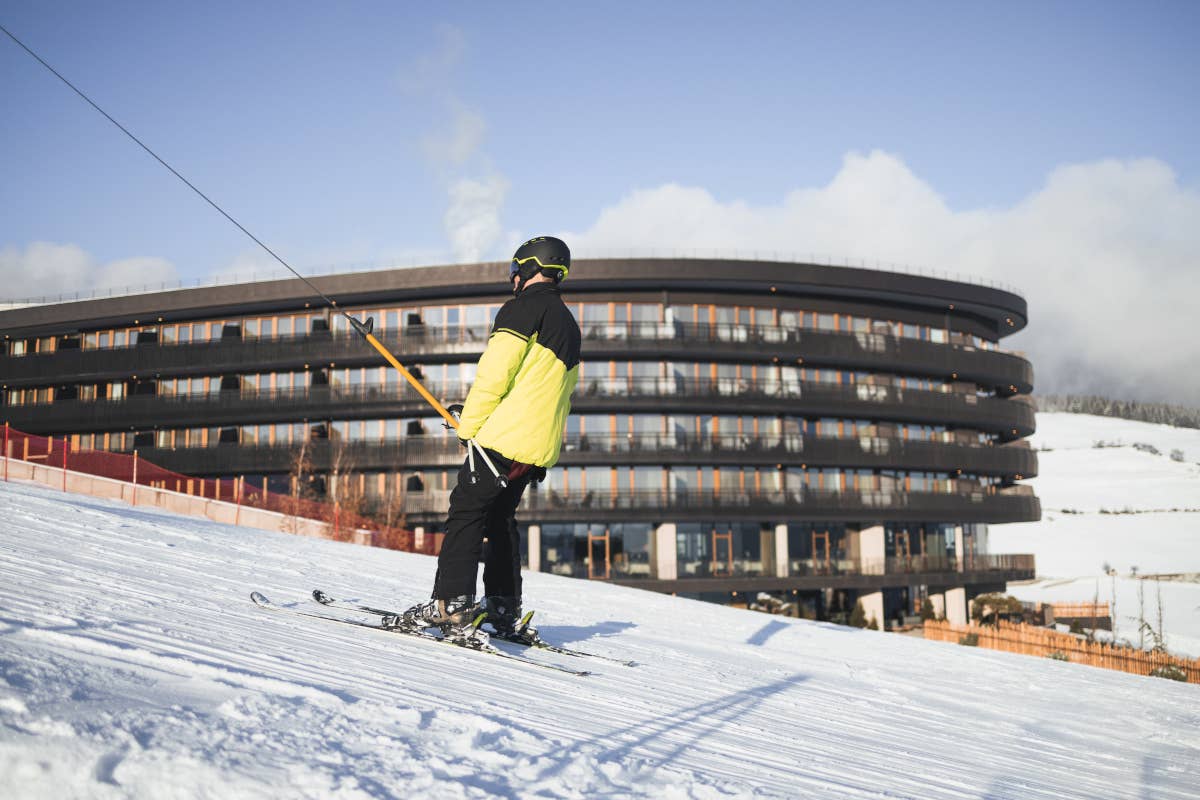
1, 423, 438, 555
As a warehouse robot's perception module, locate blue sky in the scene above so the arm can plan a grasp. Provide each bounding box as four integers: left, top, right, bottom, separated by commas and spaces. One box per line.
2, 1, 1199, 401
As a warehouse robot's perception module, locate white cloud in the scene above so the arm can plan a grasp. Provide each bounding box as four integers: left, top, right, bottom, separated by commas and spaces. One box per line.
396, 25, 465, 95
0, 242, 177, 301
566, 151, 1200, 405
421, 102, 486, 167
399, 26, 511, 263
444, 174, 511, 263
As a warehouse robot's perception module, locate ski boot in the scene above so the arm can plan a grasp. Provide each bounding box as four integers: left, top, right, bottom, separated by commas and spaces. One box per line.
390, 595, 488, 647
482, 595, 537, 643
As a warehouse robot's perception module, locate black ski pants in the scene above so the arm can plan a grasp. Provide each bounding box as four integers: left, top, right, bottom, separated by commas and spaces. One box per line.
433, 448, 536, 600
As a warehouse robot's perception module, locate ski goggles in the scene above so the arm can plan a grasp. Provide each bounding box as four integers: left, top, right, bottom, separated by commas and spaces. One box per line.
509, 255, 569, 281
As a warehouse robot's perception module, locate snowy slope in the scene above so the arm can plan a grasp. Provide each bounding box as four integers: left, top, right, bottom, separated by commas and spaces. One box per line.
990, 412, 1200, 575
1027, 412, 1200, 463
989, 412, 1200, 656
2, 479, 1198, 799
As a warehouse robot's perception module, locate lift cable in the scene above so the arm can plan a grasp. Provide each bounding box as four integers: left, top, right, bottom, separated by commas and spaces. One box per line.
0, 22, 459, 430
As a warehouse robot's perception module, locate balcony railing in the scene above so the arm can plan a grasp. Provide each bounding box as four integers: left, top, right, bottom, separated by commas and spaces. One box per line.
787, 553, 1036, 577
538, 553, 1036, 583
1, 320, 1033, 391
3, 375, 1037, 438
113, 432, 1038, 478
393, 486, 1041, 524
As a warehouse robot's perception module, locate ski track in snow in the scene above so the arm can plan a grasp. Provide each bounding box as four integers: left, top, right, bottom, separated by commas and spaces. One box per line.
1, 479, 1199, 799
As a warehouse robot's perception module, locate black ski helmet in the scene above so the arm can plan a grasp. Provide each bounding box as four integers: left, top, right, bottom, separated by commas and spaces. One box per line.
509, 236, 570, 294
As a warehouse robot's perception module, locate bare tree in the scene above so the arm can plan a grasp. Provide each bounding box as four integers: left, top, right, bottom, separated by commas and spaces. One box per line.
1156, 579, 1165, 651
328, 439, 366, 541
286, 434, 312, 534
1139, 579, 1169, 653
1089, 580, 1100, 642
1138, 578, 1146, 650
382, 472, 407, 532
1110, 572, 1118, 643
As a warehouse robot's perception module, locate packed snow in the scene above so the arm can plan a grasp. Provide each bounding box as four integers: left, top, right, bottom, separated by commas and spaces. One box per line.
990, 412, 1200, 656
2, 478, 1198, 799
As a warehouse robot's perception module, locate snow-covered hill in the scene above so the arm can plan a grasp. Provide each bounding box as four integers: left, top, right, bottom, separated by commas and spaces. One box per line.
990, 412, 1200, 656
2, 479, 1198, 799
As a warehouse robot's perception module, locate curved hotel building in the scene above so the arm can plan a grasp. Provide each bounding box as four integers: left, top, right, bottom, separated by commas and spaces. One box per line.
1, 258, 1039, 626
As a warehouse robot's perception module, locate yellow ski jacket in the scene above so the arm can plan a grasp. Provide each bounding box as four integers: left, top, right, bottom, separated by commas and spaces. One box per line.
456, 283, 580, 467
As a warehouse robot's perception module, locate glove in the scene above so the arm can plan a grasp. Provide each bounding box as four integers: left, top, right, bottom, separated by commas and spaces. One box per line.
444, 403, 465, 435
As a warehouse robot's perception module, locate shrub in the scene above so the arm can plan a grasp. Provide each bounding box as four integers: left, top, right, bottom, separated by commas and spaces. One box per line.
958, 633, 979, 647
1149, 664, 1187, 682
919, 597, 937, 621
1047, 651, 1070, 662
868, 615, 880, 631
970, 593, 1024, 623
848, 600, 868, 629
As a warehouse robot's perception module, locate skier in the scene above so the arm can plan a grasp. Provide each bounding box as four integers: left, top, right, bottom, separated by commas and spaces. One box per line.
402, 236, 580, 639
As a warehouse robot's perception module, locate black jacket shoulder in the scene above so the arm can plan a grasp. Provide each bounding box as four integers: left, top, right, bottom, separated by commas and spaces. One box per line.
492, 284, 580, 369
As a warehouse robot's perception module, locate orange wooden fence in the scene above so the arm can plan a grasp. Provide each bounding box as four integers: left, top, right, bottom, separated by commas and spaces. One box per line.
1050, 602, 1110, 618
924, 620, 1199, 684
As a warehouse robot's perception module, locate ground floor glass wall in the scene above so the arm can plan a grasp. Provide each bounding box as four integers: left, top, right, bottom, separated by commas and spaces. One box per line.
539, 523, 653, 579
675, 521, 766, 578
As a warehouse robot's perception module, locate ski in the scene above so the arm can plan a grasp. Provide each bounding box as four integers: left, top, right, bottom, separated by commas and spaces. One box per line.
250, 592, 591, 676
311, 589, 636, 667
493, 613, 638, 667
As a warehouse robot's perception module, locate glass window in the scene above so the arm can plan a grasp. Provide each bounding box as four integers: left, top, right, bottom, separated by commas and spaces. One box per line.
461, 304, 486, 335
582, 304, 608, 324
664, 306, 690, 336
631, 466, 663, 492
610, 523, 652, 578
674, 523, 709, 576
630, 303, 658, 322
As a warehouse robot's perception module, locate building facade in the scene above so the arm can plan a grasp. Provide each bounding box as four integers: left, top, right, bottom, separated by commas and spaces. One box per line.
0, 258, 1039, 626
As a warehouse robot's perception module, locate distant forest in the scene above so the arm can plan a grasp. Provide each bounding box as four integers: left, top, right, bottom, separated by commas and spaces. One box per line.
1036, 395, 1200, 430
